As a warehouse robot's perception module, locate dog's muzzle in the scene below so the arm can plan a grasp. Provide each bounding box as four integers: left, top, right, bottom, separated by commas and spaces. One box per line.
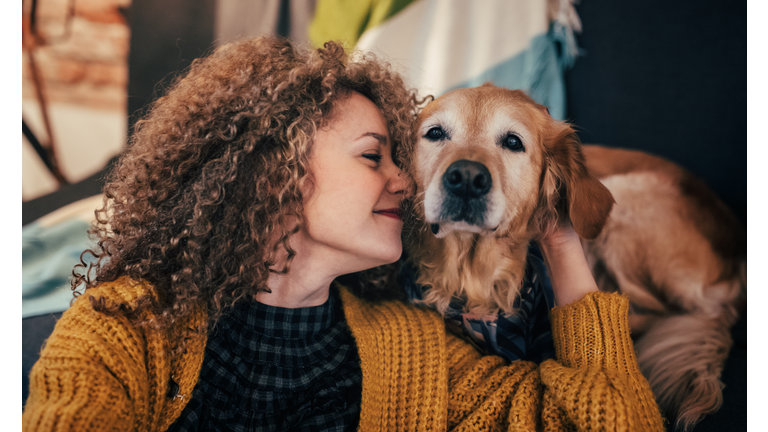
438, 159, 491, 226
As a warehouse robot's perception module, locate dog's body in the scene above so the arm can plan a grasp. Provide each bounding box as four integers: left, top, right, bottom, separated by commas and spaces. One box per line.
579, 145, 746, 430
403, 84, 746, 431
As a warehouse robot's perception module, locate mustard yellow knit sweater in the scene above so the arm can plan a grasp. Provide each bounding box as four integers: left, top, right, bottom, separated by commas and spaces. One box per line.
23, 277, 665, 431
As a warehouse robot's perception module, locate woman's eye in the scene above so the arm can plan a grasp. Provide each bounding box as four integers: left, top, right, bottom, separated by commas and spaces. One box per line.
424, 126, 445, 141
502, 134, 524, 152
363, 153, 383, 164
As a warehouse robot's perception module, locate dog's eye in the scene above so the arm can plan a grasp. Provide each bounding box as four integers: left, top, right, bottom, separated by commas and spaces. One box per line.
424, 126, 446, 141
502, 134, 524, 152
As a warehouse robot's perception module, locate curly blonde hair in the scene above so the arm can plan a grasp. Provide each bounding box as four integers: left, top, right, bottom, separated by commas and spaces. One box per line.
74, 36, 423, 329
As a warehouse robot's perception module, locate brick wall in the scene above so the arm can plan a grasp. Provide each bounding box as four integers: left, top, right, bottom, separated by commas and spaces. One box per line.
22, 0, 132, 201
23, 0, 131, 111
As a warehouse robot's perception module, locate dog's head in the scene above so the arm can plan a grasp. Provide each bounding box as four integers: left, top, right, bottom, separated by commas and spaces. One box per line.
410, 83, 613, 243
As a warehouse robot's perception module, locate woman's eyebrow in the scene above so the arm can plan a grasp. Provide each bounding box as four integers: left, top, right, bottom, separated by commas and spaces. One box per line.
357, 132, 388, 145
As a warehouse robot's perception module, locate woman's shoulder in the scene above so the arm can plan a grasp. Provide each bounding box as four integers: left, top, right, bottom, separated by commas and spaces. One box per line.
79, 275, 157, 303
47, 276, 207, 363
71, 276, 207, 332
32, 277, 162, 380
55, 277, 159, 341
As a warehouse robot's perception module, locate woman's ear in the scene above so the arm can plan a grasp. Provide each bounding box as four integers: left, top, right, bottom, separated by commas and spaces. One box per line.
539, 122, 614, 239
298, 169, 315, 203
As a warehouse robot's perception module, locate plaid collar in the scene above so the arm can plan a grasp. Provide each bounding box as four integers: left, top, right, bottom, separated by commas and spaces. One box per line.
168, 286, 362, 431
231, 293, 336, 339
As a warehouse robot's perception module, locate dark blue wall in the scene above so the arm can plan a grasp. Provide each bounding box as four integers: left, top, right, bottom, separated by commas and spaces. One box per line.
565, 0, 746, 226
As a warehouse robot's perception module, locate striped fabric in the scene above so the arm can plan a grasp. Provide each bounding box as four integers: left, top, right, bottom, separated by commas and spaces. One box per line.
310, 0, 581, 120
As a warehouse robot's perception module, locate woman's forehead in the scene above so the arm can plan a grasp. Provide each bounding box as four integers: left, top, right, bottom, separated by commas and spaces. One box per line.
325, 93, 390, 137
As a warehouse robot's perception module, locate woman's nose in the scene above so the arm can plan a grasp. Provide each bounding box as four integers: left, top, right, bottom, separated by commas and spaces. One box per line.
388, 167, 414, 198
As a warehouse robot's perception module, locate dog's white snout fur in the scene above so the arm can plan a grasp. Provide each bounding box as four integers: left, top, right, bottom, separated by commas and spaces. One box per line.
423, 162, 506, 238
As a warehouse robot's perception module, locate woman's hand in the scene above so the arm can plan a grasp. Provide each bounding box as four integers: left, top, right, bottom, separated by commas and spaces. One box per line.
538, 223, 599, 307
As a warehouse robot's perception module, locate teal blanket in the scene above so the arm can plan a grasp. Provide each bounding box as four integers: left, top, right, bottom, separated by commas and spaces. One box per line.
22, 217, 93, 318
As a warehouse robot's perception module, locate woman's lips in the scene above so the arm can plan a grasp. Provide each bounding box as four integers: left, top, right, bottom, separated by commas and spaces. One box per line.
374, 208, 403, 220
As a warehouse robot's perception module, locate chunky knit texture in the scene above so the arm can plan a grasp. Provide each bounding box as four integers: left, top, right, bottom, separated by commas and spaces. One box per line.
23, 277, 665, 431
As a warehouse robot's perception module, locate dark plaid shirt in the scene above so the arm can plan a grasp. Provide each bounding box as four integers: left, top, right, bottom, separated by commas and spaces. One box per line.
168, 287, 362, 432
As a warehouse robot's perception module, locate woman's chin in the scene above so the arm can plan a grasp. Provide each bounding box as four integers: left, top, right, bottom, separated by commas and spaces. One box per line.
381, 250, 404, 266
383, 241, 404, 263
363, 246, 403, 269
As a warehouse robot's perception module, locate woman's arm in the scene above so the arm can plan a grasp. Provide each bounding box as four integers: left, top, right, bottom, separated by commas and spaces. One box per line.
537, 223, 598, 307
23, 304, 138, 431
443, 292, 666, 431
22, 280, 163, 431
540, 291, 666, 431
531, 223, 666, 430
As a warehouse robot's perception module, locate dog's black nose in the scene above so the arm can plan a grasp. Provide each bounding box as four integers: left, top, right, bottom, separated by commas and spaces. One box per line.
443, 160, 492, 198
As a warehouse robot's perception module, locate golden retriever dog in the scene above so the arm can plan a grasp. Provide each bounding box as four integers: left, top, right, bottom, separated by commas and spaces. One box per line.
402, 83, 746, 431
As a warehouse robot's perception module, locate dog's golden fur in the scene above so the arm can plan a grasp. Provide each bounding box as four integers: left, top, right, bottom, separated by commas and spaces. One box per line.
403, 84, 613, 316
404, 84, 746, 431
580, 145, 746, 430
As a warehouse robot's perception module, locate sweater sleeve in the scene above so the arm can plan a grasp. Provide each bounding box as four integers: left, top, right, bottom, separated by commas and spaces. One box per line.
443, 291, 665, 431
339, 285, 665, 430
539, 291, 665, 431
22, 284, 157, 431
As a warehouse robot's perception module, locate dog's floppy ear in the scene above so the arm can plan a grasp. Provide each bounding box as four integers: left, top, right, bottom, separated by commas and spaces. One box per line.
538, 122, 614, 239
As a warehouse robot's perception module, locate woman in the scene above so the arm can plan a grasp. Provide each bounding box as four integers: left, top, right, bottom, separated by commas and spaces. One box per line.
23, 36, 664, 431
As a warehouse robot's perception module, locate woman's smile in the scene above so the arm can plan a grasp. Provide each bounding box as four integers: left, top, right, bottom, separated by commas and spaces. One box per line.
373, 208, 403, 220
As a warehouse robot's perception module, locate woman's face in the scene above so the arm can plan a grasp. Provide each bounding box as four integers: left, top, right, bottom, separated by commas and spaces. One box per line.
300, 92, 412, 274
